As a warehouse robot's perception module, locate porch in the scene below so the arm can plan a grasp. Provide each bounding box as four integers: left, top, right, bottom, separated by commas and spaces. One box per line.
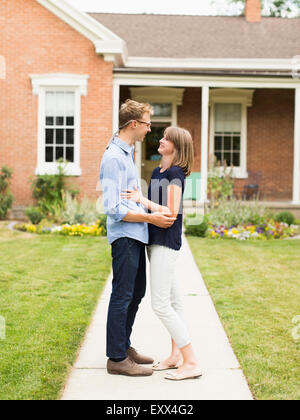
113, 72, 300, 209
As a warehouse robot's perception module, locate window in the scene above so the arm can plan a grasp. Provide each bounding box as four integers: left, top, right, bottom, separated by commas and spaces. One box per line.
214, 103, 242, 168
30, 74, 89, 176
151, 103, 172, 117
209, 88, 255, 179
45, 91, 75, 164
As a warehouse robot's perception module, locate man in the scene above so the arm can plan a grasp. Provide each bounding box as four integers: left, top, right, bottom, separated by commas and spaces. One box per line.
100, 99, 175, 377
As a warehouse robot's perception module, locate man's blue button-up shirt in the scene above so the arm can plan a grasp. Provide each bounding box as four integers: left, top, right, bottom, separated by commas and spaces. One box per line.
100, 137, 149, 245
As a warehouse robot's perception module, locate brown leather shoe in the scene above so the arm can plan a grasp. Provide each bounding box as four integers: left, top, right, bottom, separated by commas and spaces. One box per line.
127, 347, 154, 365
107, 357, 153, 377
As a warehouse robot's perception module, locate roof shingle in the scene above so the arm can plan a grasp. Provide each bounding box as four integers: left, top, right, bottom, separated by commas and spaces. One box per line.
89, 13, 300, 59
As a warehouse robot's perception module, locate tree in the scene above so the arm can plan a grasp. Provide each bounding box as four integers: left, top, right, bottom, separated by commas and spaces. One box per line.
229, 0, 300, 17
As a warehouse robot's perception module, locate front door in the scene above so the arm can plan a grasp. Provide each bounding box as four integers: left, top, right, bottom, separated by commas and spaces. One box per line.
141, 122, 170, 187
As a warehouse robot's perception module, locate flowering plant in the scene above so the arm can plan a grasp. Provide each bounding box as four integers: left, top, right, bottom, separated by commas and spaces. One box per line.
207, 221, 299, 241
14, 221, 105, 237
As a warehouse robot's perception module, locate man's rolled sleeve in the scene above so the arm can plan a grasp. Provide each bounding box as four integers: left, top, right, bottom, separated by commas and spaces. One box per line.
100, 158, 130, 222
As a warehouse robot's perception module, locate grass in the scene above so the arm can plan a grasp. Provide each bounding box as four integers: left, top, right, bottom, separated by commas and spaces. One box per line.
187, 237, 300, 401
0, 221, 111, 400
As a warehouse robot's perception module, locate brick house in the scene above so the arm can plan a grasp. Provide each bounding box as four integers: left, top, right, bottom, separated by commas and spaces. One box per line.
1, 0, 300, 218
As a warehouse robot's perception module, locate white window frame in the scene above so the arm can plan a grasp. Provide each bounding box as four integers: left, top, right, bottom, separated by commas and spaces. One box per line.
30, 74, 89, 176
209, 88, 255, 179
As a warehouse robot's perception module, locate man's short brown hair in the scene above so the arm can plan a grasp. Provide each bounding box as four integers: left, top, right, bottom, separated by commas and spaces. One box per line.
119, 99, 153, 128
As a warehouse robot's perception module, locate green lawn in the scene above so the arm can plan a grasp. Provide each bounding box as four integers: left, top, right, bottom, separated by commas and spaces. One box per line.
187, 237, 300, 400
0, 222, 111, 400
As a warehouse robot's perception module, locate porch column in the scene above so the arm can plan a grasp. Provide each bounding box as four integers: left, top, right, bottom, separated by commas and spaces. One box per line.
293, 87, 300, 204
112, 80, 120, 133
200, 86, 209, 203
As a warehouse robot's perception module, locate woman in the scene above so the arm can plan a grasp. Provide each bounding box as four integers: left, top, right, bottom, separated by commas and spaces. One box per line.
121, 126, 202, 381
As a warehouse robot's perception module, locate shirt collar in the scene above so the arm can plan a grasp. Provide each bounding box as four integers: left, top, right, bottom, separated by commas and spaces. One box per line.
112, 136, 133, 155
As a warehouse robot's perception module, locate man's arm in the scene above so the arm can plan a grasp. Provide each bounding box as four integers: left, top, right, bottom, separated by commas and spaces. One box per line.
123, 211, 176, 229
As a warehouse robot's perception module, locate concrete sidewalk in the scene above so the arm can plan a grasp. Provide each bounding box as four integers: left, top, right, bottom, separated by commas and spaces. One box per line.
61, 236, 253, 400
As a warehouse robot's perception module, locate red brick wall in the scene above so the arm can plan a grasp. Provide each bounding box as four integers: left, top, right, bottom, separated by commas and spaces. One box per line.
0, 0, 113, 207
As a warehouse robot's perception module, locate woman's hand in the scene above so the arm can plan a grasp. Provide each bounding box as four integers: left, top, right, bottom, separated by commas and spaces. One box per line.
121, 186, 142, 204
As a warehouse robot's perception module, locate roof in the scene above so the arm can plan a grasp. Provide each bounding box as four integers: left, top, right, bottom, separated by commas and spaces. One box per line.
89, 13, 300, 60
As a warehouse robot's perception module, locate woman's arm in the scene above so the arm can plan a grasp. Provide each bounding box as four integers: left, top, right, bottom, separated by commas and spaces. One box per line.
121, 184, 182, 218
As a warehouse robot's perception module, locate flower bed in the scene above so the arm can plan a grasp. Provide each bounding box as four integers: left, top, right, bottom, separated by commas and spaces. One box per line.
208, 221, 300, 241
14, 222, 106, 237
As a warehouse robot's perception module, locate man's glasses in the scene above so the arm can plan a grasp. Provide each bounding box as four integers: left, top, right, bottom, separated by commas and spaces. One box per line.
136, 120, 151, 128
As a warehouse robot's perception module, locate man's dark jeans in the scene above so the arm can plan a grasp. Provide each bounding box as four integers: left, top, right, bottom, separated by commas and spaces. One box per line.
106, 237, 146, 359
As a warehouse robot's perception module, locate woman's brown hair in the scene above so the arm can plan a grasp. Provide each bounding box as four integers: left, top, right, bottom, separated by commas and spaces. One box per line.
164, 126, 194, 177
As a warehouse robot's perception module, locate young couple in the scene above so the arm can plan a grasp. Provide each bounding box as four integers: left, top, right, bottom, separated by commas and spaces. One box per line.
100, 99, 202, 381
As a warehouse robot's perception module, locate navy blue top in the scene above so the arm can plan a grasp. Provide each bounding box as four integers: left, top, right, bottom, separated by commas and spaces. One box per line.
148, 166, 185, 251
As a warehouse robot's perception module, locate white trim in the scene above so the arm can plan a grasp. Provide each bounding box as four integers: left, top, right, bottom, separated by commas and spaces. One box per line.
209, 89, 254, 180
30, 74, 88, 177
30, 73, 89, 96
293, 88, 300, 204
126, 57, 296, 72
129, 87, 185, 106
209, 88, 255, 107
114, 73, 300, 89
35, 0, 127, 65
200, 87, 209, 204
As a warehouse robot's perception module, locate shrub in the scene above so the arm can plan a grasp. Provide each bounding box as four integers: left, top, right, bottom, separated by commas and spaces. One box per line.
184, 214, 209, 237
206, 196, 272, 227
96, 214, 107, 236
0, 166, 14, 220
29, 161, 79, 219
207, 156, 234, 209
25, 206, 44, 225
274, 211, 296, 226
62, 191, 102, 226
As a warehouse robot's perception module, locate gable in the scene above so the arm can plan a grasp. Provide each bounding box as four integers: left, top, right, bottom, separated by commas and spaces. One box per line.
36, 0, 127, 65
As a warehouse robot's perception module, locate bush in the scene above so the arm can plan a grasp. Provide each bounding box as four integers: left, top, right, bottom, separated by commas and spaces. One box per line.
62, 191, 102, 226
25, 207, 44, 225
96, 214, 107, 236
184, 214, 209, 237
274, 211, 296, 226
0, 166, 14, 220
29, 161, 79, 220
206, 196, 272, 227
207, 156, 234, 209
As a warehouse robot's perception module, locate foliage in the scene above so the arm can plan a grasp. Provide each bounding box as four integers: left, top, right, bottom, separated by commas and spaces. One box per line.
206, 196, 272, 227
25, 206, 44, 225
207, 156, 235, 209
229, 0, 300, 17
29, 161, 79, 220
14, 220, 106, 237
96, 214, 107, 237
207, 220, 300, 240
184, 214, 209, 237
61, 191, 101, 226
0, 166, 14, 220
274, 211, 296, 226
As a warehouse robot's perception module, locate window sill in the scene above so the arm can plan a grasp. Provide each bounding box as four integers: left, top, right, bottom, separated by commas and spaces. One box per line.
35, 164, 82, 177
209, 168, 248, 179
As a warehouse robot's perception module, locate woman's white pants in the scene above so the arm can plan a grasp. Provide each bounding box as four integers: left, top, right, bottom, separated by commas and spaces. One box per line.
147, 245, 191, 349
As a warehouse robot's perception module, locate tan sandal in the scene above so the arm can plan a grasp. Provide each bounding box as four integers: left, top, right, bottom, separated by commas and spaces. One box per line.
164, 371, 203, 381
152, 361, 181, 371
